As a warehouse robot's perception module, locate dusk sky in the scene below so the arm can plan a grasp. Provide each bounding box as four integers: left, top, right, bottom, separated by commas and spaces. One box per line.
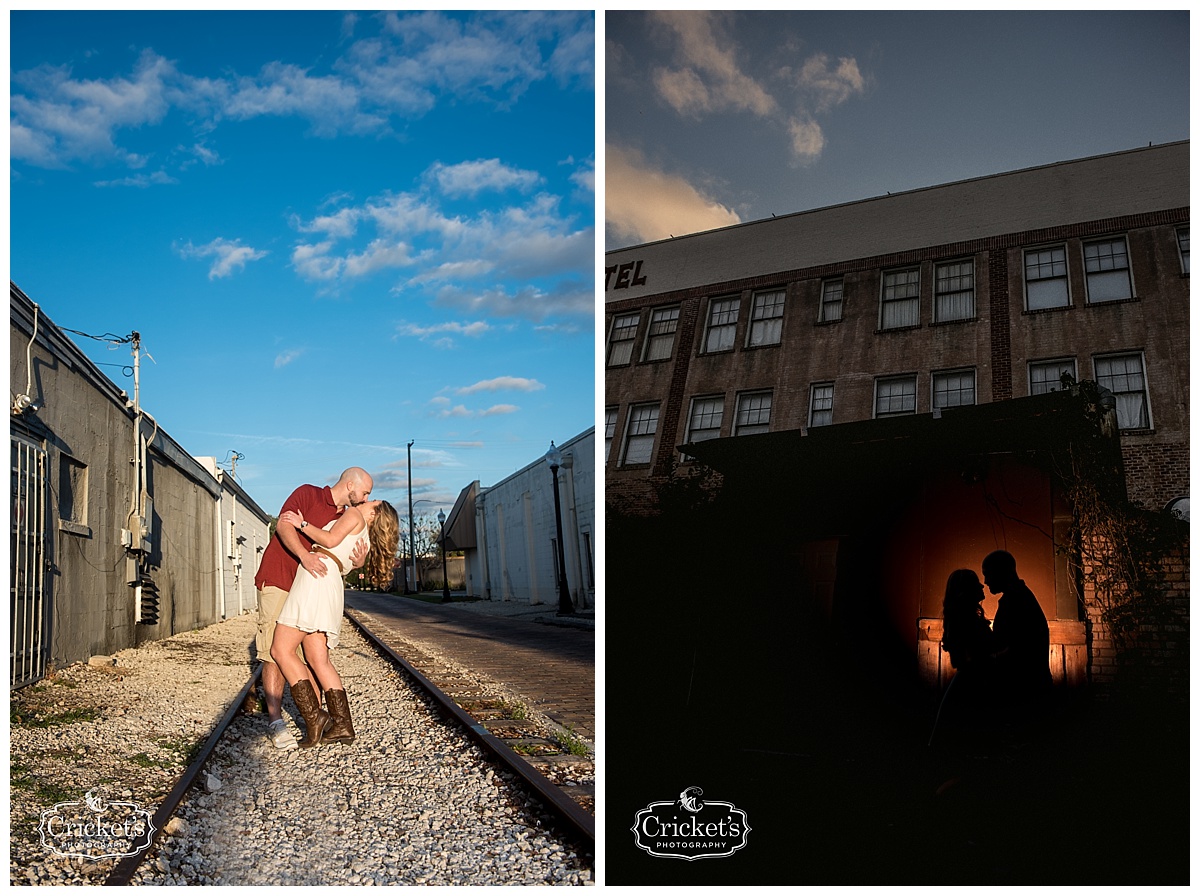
606, 10, 1190, 249
10, 9, 596, 518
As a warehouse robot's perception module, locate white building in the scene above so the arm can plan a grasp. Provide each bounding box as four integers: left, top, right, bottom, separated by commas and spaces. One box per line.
445, 428, 595, 610
194, 457, 273, 619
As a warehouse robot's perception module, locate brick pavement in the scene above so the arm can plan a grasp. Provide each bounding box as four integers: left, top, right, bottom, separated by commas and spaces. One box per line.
344, 593, 595, 743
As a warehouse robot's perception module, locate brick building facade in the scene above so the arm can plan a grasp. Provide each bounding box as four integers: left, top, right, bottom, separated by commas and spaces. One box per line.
604, 142, 1188, 688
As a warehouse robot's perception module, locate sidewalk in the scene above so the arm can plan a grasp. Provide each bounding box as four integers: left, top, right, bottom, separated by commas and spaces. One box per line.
391, 591, 595, 629
345, 592, 595, 744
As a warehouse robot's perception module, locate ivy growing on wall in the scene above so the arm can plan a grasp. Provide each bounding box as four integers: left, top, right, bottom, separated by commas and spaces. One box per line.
1056, 378, 1189, 683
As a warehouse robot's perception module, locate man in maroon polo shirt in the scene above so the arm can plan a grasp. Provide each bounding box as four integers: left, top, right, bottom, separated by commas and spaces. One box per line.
253, 466, 373, 749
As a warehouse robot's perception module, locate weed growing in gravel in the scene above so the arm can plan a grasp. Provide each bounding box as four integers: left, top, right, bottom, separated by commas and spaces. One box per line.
128, 752, 176, 770
11, 761, 81, 805
11, 704, 100, 728
153, 735, 203, 765
498, 699, 528, 720
553, 725, 590, 757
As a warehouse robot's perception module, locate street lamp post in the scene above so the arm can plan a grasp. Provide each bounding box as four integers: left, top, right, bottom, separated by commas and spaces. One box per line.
545, 442, 574, 617
437, 508, 451, 603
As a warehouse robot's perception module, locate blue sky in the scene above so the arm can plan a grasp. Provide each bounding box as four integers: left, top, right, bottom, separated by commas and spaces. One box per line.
10, 10, 596, 518
605, 10, 1190, 249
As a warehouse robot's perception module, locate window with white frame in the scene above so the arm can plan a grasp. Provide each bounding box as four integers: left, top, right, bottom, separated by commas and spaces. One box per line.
703, 297, 740, 353
686, 396, 724, 446
747, 289, 785, 346
881, 268, 920, 329
932, 369, 976, 410
1083, 237, 1133, 303
875, 374, 917, 418
1178, 226, 1189, 275
1029, 358, 1077, 396
606, 313, 640, 366
621, 403, 660, 465
819, 279, 843, 322
734, 391, 772, 435
643, 306, 680, 361
604, 407, 617, 462
1024, 245, 1070, 310
1094, 353, 1150, 430
935, 259, 975, 321
809, 383, 834, 427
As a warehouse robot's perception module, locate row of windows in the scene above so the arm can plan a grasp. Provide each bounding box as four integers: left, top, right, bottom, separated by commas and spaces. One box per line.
605, 352, 1152, 466
606, 228, 1189, 367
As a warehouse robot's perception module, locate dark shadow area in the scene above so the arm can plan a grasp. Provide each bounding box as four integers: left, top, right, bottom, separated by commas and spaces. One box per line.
604, 502, 1189, 885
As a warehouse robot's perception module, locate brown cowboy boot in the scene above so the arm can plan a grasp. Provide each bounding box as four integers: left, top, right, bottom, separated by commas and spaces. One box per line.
241, 684, 260, 714
290, 679, 332, 748
324, 689, 356, 745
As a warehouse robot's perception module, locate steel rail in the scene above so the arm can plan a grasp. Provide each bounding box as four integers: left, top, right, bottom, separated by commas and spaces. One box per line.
103, 667, 261, 886
343, 610, 596, 847
103, 611, 592, 886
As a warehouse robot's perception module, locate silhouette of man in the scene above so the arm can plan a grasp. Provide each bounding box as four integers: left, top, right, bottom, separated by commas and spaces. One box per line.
982, 550, 1052, 714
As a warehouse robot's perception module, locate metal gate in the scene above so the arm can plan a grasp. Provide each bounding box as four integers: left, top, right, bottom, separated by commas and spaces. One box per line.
11, 435, 49, 688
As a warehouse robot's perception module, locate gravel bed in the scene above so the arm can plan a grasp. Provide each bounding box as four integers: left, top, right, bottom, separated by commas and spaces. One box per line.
9, 613, 594, 886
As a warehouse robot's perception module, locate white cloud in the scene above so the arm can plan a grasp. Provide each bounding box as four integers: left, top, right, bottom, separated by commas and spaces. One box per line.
274, 348, 304, 368
791, 52, 867, 114
787, 117, 826, 161
224, 61, 386, 136
642, 11, 866, 163
291, 185, 592, 320
179, 237, 268, 279
569, 158, 595, 195
11, 51, 176, 168
649, 11, 777, 119
428, 398, 520, 419
605, 143, 741, 245
190, 142, 222, 166
455, 376, 545, 395
94, 170, 177, 188
292, 206, 361, 240
10, 12, 593, 170
396, 320, 491, 348
431, 281, 592, 321
429, 159, 542, 197
291, 241, 342, 281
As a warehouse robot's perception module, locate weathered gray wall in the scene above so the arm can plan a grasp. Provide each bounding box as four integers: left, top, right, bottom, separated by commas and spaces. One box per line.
11, 287, 236, 668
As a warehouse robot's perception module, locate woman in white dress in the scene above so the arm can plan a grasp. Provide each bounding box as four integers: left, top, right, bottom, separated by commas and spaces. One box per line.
271, 499, 399, 747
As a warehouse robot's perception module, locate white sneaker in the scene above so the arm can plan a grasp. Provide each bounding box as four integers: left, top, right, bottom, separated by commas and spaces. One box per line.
268, 718, 298, 751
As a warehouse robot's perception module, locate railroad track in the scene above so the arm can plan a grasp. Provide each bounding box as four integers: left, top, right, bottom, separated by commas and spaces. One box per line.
102, 614, 594, 886
343, 612, 596, 832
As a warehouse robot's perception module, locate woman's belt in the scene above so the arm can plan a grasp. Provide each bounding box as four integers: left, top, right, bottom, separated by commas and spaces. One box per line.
311, 545, 344, 573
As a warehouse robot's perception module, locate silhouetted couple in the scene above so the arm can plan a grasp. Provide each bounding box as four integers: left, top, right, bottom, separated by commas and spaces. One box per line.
935, 550, 1052, 748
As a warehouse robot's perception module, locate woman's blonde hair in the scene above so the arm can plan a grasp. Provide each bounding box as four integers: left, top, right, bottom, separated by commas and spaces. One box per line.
363, 501, 400, 590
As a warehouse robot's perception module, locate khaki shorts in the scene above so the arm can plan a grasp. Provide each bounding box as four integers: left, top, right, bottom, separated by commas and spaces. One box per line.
256, 585, 306, 665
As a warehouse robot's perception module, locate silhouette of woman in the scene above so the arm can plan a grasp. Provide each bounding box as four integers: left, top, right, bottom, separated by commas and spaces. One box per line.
931, 569, 998, 747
